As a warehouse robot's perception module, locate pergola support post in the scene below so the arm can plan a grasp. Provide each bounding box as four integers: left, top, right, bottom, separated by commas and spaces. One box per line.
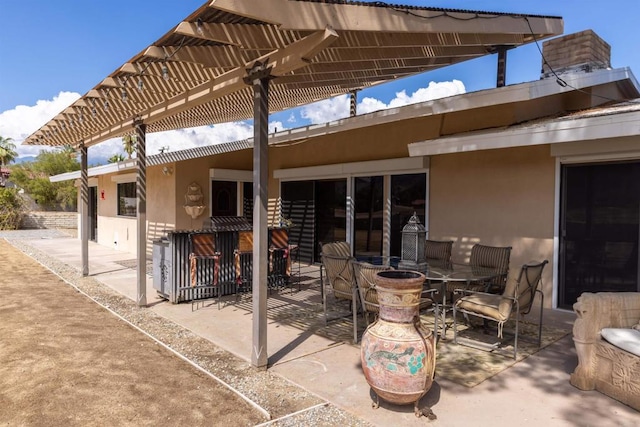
497, 47, 507, 88
135, 119, 147, 307
245, 60, 272, 369
350, 90, 358, 117
79, 142, 89, 276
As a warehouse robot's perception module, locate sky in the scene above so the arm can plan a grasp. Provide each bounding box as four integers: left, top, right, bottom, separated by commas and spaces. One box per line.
1, 0, 639, 164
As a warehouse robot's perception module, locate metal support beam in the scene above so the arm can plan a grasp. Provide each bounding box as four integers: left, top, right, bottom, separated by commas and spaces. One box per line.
497, 48, 507, 88
79, 142, 89, 276
350, 90, 358, 117
135, 119, 148, 307
244, 60, 272, 369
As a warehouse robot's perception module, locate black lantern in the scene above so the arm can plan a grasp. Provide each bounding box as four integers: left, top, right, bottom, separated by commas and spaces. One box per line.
398, 212, 427, 273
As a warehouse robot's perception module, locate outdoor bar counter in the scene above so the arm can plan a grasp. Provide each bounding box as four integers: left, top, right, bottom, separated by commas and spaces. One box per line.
152, 216, 290, 303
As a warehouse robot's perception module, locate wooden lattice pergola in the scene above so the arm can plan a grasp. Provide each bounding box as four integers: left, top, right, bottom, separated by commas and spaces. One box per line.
22, 0, 562, 368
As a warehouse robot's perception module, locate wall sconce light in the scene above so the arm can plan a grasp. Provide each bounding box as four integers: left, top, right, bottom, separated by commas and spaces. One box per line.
100, 190, 105, 200
162, 166, 173, 176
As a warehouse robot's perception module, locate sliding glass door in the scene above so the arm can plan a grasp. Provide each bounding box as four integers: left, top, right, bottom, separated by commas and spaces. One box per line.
559, 161, 640, 309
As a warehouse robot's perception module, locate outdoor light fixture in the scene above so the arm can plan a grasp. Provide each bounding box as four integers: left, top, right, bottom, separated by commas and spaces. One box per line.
91, 107, 97, 118
121, 89, 128, 102
103, 100, 109, 111
137, 77, 144, 92
162, 64, 169, 81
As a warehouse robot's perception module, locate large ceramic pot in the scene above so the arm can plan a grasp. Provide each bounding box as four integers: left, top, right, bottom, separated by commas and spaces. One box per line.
360, 270, 436, 416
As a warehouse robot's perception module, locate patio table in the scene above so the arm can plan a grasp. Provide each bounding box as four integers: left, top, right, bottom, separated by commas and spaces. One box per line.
424, 262, 500, 339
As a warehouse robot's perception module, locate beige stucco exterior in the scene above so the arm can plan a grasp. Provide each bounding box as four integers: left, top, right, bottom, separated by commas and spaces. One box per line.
75, 66, 640, 310
428, 145, 556, 299
88, 123, 560, 306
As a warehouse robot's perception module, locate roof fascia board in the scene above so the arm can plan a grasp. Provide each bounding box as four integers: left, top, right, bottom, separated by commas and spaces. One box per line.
209, 168, 253, 181
270, 67, 639, 145
274, 156, 428, 180
210, 0, 562, 34
408, 109, 640, 156
49, 160, 136, 182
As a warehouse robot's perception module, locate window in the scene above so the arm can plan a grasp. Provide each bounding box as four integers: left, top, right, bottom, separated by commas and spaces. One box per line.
118, 182, 136, 217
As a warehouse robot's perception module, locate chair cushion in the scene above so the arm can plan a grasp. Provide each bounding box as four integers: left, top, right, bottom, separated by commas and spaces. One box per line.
601, 328, 640, 357
456, 293, 511, 322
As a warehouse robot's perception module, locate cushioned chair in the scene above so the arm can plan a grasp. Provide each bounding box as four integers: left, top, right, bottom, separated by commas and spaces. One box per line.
320, 241, 359, 343
452, 260, 548, 359
352, 261, 391, 326
469, 243, 512, 293
353, 260, 439, 342
188, 233, 222, 310
425, 239, 453, 268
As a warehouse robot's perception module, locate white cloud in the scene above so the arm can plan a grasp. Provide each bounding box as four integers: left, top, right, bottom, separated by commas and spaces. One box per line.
300, 94, 350, 124
300, 80, 466, 123
0, 91, 81, 158
388, 80, 466, 109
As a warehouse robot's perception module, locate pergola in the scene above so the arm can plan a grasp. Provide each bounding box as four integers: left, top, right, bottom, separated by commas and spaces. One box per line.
22, 0, 562, 368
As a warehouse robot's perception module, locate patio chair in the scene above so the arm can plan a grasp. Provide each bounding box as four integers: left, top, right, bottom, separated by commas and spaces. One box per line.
188, 233, 222, 310
320, 241, 359, 343
468, 243, 512, 294
425, 239, 453, 268
233, 230, 253, 297
353, 260, 439, 342
452, 260, 548, 359
268, 228, 290, 293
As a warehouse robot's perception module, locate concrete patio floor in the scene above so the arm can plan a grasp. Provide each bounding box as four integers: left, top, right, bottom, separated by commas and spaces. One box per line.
6, 230, 639, 426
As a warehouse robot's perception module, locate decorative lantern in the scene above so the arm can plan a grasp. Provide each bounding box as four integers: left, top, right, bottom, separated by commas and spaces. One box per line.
398, 212, 427, 273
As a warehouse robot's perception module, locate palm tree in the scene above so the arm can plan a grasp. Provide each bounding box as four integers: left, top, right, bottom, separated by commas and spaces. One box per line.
108, 154, 126, 163
122, 135, 137, 159
0, 136, 18, 166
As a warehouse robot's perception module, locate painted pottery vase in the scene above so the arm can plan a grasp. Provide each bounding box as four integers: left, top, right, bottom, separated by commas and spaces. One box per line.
360, 270, 436, 408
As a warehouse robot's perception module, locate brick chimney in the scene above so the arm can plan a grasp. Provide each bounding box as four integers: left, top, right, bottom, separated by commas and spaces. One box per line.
541, 30, 611, 78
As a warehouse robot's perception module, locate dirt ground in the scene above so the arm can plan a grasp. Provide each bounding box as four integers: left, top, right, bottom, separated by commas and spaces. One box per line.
0, 240, 266, 426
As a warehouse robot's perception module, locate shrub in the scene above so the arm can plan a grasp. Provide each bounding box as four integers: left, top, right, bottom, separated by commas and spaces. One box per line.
0, 187, 26, 230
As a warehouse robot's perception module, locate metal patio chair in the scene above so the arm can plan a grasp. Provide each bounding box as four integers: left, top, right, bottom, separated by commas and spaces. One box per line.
453, 260, 548, 359
320, 241, 359, 343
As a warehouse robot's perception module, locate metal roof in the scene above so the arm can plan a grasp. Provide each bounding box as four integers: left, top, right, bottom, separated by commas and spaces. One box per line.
23, 0, 563, 149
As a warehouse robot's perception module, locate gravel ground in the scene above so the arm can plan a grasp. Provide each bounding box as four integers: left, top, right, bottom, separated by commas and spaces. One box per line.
2, 229, 372, 427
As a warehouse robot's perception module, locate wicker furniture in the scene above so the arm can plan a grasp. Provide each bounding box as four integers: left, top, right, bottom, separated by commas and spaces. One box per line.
570, 292, 640, 411
453, 260, 548, 359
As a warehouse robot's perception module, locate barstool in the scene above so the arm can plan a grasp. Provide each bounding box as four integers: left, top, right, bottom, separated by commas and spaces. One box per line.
234, 230, 253, 298
188, 233, 222, 310
269, 228, 289, 293
288, 243, 301, 293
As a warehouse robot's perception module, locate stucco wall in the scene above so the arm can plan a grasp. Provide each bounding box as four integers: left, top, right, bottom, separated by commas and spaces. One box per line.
428, 145, 556, 301
93, 164, 178, 255
174, 150, 253, 230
